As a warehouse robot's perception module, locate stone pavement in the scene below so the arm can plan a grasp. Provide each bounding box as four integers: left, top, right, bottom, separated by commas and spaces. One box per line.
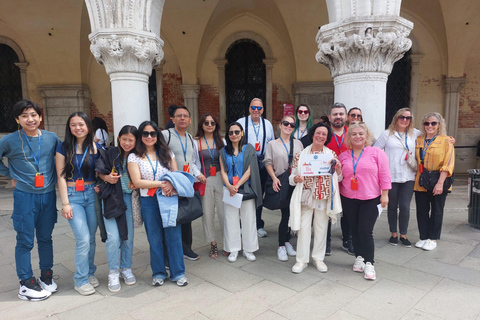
0, 174, 479, 320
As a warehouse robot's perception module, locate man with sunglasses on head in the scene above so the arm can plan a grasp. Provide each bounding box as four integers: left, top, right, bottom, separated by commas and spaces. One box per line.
162, 106, 205, 260
237, 98, 275, 238
325, 102, 354, 256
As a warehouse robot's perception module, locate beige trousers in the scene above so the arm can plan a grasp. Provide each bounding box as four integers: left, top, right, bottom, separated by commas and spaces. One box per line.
296, 199, 329, 263
223, 198, 259, 253
201, 174, 225, 243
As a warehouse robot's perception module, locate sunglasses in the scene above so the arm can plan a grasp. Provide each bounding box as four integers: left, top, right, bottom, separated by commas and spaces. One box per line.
423, 121, 438, 127
141, 131, 157, 138
251, 106, 263, 111
399, 115, 413, 121
282, 121, 295, 128
204, 121, 216, 126
228, 130, 241, 136
297, 110, 309, 115
349, 114, 362, 119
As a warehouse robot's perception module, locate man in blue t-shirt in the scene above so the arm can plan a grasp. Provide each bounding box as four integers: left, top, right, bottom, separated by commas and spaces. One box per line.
0, 100, 60, 301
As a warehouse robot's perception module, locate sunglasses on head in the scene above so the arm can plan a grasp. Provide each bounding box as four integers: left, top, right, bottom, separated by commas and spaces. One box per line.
228, 130, 241, 136
349, 114, 362, 119
423, 121, 438, 127
204, 121, 216, 126
282, 121, 295, 128
399, 115, 412, 121
297, 110, 309, 115
251, 106, 263, 111
141, 131, 157, 138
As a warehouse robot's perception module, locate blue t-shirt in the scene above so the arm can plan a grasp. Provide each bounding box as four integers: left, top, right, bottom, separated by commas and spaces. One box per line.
0, 130, 60, 194
56, 142, 102, 182
224, 145, 250, 185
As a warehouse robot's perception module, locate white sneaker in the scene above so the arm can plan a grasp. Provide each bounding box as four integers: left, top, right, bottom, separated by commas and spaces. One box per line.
292, 262, 308, 273
243, 251, 256, 261
422, 239, 437, 251
353, 256, 365, 272
18, 277, 52, 301
228, 251, 238, 262
364, 262, 376, 280
88, 276, 99, 288
74, 283, 96, 296
257, 228, 268, 238
39, 270, 57, 293
108, 271, 121, 293
277, 247, 288, 261
152, 278, 164, 286
285, 242, 297, 256
415, 239, 427, 248
176, 277, 188, 287
120, 268, 136, 285
314, 260, 328, 273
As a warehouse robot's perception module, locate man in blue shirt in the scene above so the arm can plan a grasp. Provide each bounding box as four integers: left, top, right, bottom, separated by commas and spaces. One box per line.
0, 100, 60, 301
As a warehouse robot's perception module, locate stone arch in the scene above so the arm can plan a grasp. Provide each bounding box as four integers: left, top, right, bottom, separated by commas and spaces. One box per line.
215, 31, 275, 127
0, 36, 28, 99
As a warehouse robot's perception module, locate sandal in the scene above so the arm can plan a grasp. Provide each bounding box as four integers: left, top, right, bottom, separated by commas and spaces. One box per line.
209, 243, 218, 258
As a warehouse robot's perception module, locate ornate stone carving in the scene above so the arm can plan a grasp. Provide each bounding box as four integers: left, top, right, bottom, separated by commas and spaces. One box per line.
316, 23, 412, 78
90, 33, 164, 76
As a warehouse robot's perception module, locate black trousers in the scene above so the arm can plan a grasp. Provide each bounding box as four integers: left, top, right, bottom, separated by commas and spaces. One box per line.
181, 222, 193, 252
255, 165, 268, 230
326, 216, 351, 244
388, 181, 414, 235
278, 206, 292, 246
341, 195, 380, 264
415, 191, 448, 240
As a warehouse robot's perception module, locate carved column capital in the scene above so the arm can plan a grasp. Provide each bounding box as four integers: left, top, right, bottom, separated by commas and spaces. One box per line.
89, 30, 164, 76
180, 84, 200, 99
443, 77, 466, 93
263, 58, 276, 69
316, 18, 413, 78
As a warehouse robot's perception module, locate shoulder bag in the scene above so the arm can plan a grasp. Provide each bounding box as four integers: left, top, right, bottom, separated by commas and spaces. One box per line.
395, 133, 417, 171
419, 169, 454, 192
177, 191, 203, 224
193, 139, 207, 196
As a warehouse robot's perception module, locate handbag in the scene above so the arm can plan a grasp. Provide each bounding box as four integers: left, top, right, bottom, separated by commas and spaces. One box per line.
131, 189, 143, 228
395, 134, 417, 171
193, 139, 207, 196
238, 185, 256, 201
419, 168, 454, 192
176, 191, 203, 224
263, 139, 294, 210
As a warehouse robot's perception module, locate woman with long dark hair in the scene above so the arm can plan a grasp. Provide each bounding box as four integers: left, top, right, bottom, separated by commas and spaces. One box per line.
92, 117, 109, 147
293, 104, 313, 140
56, 112, 101, 295
194, 113, 225, 258
128, 121, 188, 286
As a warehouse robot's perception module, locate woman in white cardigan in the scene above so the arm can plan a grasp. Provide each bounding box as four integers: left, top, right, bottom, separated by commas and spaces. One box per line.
289, 122, 342, 274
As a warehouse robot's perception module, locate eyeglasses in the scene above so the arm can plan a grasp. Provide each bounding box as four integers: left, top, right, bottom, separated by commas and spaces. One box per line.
297, 110, 309, 115
423, 121, 438, 127
349, 114, 362, 119
251, 106, 263, 111
141, 131, 157, 138
282, 121, 295, 128
399, 116, 413, 121
175, 114, 190, 118
228, 130, 241, 136
204, 121, 216, 126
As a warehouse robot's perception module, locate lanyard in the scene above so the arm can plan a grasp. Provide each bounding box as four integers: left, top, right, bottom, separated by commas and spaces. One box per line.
421, 134, 437, 161
22, 130, 41, 171
251, 117, 261, 142
74, 143, 89, 174
296, 128, 307, 139
352, 148, 364, 176
231, 148, 242, 177
174, 129, 188, 162
146, 153, 159, 179
333, 129, 345, 151
279, 137, 290, 158
204, 137, 215, 160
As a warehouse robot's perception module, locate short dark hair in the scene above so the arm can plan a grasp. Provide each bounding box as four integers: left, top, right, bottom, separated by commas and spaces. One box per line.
174, 106, 190, 116
308, 122, 333, 145
13, 100, 42, 119
329, 102, 347, 115
168, 105, 179, 117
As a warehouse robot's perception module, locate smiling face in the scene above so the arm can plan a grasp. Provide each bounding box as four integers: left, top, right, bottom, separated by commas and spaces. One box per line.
17, 107, 42, 135
329, 107, 347, 128
202, 115, 216, 135
348, 109, 362, 124
349, 127, 367, 149
297, 106, 310, 122
69, 116, 89, 140
312, 126, 329, 148
119, 133, 136, 153
249, 99, 264, 121
396, 111, 412, 131
228, 125, 243, 144
423, 116, 439, 137
141, 125, 157, 148
280, 116, 295, 136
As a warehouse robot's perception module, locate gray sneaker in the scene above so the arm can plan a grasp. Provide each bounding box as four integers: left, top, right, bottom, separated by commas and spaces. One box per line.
152, 278, 164, 286
88, 276, 99, 288
108, 271, 121, 293
176, 277, 188, 287
74, 283, 95, 296
120, 268, 136, 285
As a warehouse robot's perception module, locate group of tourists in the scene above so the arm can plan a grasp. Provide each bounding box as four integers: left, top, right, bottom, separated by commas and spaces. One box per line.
0, 98, 455, 302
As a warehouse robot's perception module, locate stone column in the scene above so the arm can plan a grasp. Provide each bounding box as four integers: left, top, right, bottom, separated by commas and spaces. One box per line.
154, 60, 165, 126
443, 77, 466, 138
409, 54, 424, 119
180, 84, 200, 134
85, 0, 165, 138
37, 85, 91, 139
263, 58, 276, 122
215, 59, 227, 128
14, 62, 29, 99
316, 0, 413, 137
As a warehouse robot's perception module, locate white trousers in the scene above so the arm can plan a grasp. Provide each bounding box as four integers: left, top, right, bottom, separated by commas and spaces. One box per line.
201, 174, 225, 243
223, 198, 259, 253
296, 200, 329, 263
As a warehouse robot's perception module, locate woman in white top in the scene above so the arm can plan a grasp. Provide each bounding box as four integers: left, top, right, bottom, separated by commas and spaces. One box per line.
92, 117, 109, 147
373, 108, 420, 247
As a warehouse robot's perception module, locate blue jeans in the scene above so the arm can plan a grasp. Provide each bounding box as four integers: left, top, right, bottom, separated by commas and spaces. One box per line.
104, 192, 134, 271
68, 184, 98, 287
140, 196, 185, 281
12, 190, 57, 281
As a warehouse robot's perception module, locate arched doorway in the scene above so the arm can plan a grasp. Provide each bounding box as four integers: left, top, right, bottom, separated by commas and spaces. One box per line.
225, 39, 266, 125
386, 49, 412, 127
0, 44, 22, 132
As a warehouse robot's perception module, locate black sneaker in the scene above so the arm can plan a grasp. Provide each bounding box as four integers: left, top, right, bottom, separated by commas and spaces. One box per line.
325, 242, 332, 256
342, 240, 354, 255
39, 269, 58, 293
400, 237, 412, 247
183, 249, 200, 261
389, 236, 399, 246
18, 276, 51, 301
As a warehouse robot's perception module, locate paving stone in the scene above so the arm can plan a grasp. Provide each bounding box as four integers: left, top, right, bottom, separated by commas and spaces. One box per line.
399, 309, 443, 320
252, 310, 288, 319
376, 261, 441, 291
326, 310, 366, 320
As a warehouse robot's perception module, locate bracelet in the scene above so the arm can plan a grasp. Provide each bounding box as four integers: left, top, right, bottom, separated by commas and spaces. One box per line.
62, 203, 70, 207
